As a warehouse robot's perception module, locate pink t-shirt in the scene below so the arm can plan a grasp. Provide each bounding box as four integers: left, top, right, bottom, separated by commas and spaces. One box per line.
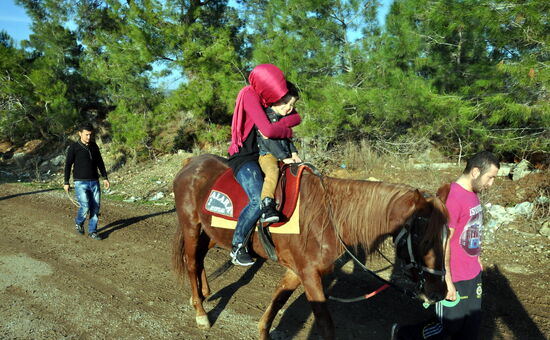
446, 182, 483, 282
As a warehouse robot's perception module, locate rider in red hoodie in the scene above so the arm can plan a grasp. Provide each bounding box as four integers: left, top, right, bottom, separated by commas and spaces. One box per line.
227, 64, 301, 266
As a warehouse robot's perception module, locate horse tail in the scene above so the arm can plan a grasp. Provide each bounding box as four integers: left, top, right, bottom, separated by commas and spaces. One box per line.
172, 225, 186, 284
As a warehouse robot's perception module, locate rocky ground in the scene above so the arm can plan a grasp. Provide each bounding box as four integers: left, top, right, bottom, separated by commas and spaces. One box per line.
0, 146, 548, 339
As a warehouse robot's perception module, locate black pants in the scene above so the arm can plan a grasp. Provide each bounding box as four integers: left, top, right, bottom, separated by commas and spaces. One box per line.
397, 273, 482, 340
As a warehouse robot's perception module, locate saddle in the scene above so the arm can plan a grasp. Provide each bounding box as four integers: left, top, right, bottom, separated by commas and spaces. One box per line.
202, 162, 318, 228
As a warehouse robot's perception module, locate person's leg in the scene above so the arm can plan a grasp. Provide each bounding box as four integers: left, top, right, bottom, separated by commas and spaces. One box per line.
74, 181, 89, 233
453, 274, 482, 340
444, 279, 473, 339
392, 303, 444, 340
258, 154, 280, 223
231, 161, 263, 265
259, 154, 279, 200
87, 180, 101, 238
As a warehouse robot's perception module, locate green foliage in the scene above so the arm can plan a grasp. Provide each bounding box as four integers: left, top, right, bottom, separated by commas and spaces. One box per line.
1, 0, 548, 162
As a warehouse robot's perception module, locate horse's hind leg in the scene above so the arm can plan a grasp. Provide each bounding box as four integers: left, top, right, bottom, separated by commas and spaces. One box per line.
183, 224, 212, 329
195, 233, 215, 299
258, 269, 302, 340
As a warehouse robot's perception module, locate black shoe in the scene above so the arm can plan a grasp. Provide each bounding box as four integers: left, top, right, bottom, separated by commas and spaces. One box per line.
75, 223, 84, 235
260, 197, 279, 223
230, 244, 254, 266
390, 323, 400, 340
89, 232, 102, 240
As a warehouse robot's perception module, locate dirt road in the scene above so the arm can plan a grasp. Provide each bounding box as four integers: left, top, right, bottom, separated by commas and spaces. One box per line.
1, 183, 548, 339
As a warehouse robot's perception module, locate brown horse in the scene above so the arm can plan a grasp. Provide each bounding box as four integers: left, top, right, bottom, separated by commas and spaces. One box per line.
172, 154, 448, 340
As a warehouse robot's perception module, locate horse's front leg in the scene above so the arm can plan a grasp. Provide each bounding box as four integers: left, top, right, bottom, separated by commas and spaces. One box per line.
258, 268, 302, 340
302, 272, 335, 340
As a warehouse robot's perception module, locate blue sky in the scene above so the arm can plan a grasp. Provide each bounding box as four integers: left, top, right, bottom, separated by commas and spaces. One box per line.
0, 0, 32, 43
0, 0, 393, 44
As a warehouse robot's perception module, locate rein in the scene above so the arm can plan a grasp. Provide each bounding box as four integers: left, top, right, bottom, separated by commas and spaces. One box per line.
315, 173, 445, 302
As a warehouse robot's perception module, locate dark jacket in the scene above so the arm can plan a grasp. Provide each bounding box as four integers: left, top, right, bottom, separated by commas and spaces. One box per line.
257, 107, 298, 160
64, 140, 108, 184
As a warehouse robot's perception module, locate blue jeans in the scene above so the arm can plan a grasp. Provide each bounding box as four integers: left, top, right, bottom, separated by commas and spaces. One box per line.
232, 161, 263, 246
74, 180, 101, 233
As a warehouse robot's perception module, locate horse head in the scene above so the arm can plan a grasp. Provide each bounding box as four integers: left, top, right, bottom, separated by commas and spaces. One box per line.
393, 190, 449, 304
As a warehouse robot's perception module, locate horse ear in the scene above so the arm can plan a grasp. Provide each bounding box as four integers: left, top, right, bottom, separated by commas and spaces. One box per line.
436, 183, 451, 203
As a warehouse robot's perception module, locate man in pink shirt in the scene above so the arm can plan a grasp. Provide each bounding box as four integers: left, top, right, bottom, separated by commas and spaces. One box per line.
392, 151, 500, 340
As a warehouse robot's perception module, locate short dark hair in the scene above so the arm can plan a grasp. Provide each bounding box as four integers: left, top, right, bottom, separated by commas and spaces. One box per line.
286, 81, 300, 100
79, 123, 94, 132
463, 151, 500, 175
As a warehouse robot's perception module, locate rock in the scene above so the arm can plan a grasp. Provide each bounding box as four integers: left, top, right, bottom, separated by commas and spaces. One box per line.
509, 202, 534, 216
512, 159, 533, 181
49, 155, 65, 167
149, 192, 165, 201
497, 163, 513, 177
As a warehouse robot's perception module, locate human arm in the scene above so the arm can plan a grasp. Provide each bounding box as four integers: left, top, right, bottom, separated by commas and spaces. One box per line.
444, 227, 457, 301
63, 144, 75, 188
93, 144, 109, 183
243, 91, 294, 139
276, 111, 301, 128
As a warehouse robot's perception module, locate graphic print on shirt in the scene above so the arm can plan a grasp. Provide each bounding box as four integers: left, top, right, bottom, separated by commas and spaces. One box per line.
459, 204, 483, 256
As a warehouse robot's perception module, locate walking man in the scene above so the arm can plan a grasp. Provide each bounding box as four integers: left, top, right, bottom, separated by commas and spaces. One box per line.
64, 123, 110, 240
392, 151, 500, 340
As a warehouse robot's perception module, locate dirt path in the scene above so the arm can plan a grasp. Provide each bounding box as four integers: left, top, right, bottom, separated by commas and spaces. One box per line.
0, 183, 548, 339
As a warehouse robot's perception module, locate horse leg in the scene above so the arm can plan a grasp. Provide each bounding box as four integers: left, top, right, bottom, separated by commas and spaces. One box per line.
183, 225, 211, 329
196, 232, 214, 299
302, 273, 335, 340
258, 269, 302, 340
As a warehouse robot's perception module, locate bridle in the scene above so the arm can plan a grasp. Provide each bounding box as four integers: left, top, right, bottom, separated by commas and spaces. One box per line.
317, 171, 447, 301
393, 215, 447, 292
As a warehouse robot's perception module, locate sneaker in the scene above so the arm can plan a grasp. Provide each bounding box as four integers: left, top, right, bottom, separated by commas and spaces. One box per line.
390, 323, 400, 340
75, 223, 84, 235
230, 244, 254, 266
89, 232, 102, 240
260, 197, 280, 223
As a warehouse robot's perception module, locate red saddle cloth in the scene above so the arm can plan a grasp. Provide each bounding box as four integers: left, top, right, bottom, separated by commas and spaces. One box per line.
202, 163, 311, 227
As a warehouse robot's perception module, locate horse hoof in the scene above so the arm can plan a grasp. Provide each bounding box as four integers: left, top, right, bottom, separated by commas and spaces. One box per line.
196, 315, 211, 329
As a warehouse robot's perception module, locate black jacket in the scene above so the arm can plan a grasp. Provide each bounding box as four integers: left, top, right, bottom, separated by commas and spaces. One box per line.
257, 108, 298, 160
64, 141, 108, 184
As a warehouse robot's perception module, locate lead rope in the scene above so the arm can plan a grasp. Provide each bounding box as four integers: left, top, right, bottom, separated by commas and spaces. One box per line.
65, 190, 80, 207
315, 173, 416, 302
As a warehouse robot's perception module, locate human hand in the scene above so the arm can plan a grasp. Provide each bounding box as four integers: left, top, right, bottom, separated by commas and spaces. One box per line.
445, 281, 457, 301
291, 153, 302, 163
104, 179, 110, 190
282, 158, 294, 164
258, 130, 268, 139
63, 184, 70, 193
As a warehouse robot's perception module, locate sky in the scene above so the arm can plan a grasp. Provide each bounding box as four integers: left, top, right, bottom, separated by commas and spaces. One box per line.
0, 0, 393, 45
0, 0, 32, 43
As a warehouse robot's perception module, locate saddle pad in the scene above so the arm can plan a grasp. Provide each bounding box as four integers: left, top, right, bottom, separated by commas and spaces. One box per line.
202, 164, 309, 230
210, 197, 300, 234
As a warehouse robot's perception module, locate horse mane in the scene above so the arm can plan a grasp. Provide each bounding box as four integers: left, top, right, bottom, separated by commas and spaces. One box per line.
300, 176, 421, 253
419, 195, 449, 258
